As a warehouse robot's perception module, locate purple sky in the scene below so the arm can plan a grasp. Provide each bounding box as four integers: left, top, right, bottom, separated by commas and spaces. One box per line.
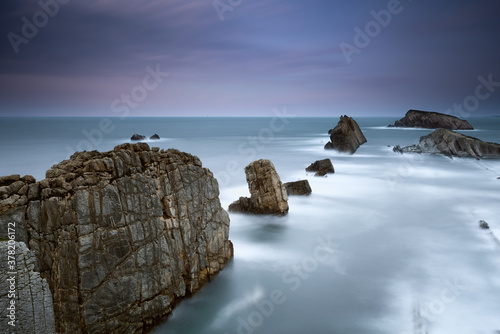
1, 0, 499, 117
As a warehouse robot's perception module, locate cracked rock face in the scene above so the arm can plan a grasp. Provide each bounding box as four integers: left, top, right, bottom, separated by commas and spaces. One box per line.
0, 143, 233, 333
324, 116, 367, 154
228, 159, 289, 215
394, 128, 500, 159
388, 109, 474, 130
0, 241, 56, 334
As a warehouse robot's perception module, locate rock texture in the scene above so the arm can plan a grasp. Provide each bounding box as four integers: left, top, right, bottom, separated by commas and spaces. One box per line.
0, 143, 233, 333
228, 159, 288, 215
324, 116, 367, 154
283, 180, 312, 196
0, 241, 56, 333
393, 128, 500, 159
131, 134, 146, 141
306, 159, 335, 177
388, 110, 473, 130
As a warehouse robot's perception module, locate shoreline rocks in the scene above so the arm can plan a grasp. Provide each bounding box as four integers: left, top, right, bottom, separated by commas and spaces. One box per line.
388, 110, 473, 130
306, 159, 335, 177
0, 143, 233, 333
228, 159, 288, 215
284, 180, 312, 196
324, 115, 367, 154
393, 128, 500, 159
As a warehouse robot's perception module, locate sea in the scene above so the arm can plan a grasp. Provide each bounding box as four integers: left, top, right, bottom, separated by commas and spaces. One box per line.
1, 116, 499, 334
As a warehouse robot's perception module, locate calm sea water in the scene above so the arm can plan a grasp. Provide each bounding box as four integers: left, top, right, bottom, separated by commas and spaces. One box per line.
1, 117, 499, 334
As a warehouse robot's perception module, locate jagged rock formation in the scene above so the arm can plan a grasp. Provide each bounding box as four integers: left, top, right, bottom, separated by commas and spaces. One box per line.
0, 242, 56, 333
0, 143, 233, 333
306, 159, 335, 177
283, 180, 312, 196
393, 128, 500, 159
150, 134, 160, 140
388, 109, 473, 130
228, 159, 288, 215
131, 134, 146, 141
324, 116, 367, 154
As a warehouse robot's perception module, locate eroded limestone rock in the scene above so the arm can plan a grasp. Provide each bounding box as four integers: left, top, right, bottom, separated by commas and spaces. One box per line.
0, 143, 233, 333
228, 159, 288, 215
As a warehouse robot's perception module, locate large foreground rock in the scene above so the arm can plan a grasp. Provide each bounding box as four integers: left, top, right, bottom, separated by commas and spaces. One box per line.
228, 159, 288, 215
324, 116, 367, 154
393, 128, 500, 158
388, 110, 473, 130
284, 180, 312, 196
0, 143, 233, 333
306, 159, 335, 177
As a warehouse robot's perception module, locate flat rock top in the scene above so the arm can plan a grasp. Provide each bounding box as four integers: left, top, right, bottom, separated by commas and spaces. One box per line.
389, 109, 474, 130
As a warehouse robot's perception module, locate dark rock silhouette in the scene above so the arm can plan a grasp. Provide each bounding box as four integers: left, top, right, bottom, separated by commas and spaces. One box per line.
150, 134, 160, 140
284, 180, 312, 196
324, 116, 367, 154
479, 220, 490, 229
130, 133, 146, 141
306, 159, 335, 177
388, 110, 473, 130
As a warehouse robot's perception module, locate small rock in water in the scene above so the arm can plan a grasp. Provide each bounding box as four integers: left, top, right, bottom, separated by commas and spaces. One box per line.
284, 180, 312, 196
306, 159, 334, 177
131, 133, 146, 141
479, 220, 490, 229
150, 134, 160, 140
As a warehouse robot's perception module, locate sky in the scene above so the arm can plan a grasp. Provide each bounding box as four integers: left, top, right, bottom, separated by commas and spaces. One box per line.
0, 0, 499, 117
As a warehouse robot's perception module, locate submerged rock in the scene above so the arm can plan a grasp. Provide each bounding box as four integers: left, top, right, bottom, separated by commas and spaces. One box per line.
479, 220, 490, 229
306, 159, 335, 177
130, 133, 146, 141
0, 143, 233, 333
284, 180, 312, 196
388, 109, 473, 130
150, 134, 160, 140
324, 115, 367, 154
228, 159, 288, 215
394, 128, 500, 159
